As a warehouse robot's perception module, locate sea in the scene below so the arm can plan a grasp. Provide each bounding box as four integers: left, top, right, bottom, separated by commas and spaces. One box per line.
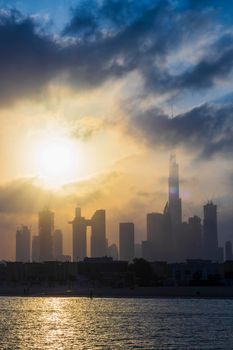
0, 297, 232, 349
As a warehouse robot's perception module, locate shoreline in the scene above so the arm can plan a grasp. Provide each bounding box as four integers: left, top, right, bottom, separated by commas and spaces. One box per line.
1, 286, 233, 298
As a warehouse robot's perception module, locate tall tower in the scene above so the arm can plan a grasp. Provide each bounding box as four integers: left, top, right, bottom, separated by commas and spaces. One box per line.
203, 201, 218, 262
91, 209, 106, 257
32, 235, 40, 262
53, 229, 63, 260
225, 241, 233, 261
119, 223, 134, 261
16, 226, 31, 262
147, 213, 164, 260
168, 153, 182, 228
168, 153, 182, 260
69, 207, 88, 262
39, 208, 54, 262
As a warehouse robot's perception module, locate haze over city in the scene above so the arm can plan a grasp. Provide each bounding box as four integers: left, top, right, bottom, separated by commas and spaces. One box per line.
2, 2, 233, 349
0, 0, 233, 261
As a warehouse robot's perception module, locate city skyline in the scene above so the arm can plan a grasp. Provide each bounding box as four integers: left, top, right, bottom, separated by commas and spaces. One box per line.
2, 2, 233, 349
0, 1, 233, 261
15, 155, 231, 264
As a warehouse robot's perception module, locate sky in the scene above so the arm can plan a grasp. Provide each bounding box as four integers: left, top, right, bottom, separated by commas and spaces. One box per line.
0, 0, 233, 259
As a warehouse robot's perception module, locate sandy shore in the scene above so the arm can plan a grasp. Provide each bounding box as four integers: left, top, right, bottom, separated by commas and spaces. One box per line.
1, 286, 233, 298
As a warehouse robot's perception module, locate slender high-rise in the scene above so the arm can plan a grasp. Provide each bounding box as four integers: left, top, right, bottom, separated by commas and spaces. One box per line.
16, 226, 31, 262
69, 207, 88, 261
203, 202, 218, 262
39, 208, 54, 262
119, 223, 134, 261
147, 213, 164, 260
53, 229, 63, 260
91, 209, 106, 257
168, 153, 182, 228
225, 241, 233, 261
32, 235, 40, 262
188, 215, 202, 259
168, 153, 182, 260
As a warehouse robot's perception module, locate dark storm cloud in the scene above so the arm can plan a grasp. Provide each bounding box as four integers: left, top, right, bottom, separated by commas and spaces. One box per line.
0, 10, 63, 104
131, 103, 233, 159
142, 31, 233, 93
0, 1, 232, 103
176, 34, 233, 90
64, 0, 214, 89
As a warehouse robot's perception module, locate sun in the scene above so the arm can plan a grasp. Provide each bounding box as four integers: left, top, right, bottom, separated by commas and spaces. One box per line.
35, 136, 77, 187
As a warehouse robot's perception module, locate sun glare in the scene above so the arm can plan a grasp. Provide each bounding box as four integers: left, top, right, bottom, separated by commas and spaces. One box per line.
35, 136, 77, 187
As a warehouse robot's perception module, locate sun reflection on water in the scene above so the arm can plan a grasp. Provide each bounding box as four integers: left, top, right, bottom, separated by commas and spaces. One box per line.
0, 297, 233, 349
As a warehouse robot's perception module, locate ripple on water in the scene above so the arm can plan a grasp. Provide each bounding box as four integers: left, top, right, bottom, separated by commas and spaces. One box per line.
0, 297, 232, 349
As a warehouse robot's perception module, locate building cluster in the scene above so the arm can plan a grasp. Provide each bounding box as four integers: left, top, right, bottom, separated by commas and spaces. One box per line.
15, 154, 233, 264
16, 212, 71, 263
2, 258, 233, 289
141, 154, 231, 263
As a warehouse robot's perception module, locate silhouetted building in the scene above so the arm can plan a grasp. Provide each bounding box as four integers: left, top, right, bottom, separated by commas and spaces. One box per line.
108, 243, 118, 260
70, 207, 107, 261
134, 243, 142, 258
146, 205, 172, 262
53, 229, 63, 260
32, 235, 40, 262
225, 241, 233, 261
203, 202, 218, 262
69, 208, 88, 261
147, 213, 163, 259
171, 259, 223, 284
167, 154, 183, 261
39, 208, 54, 262
188, 215, 202, 259
163, 203, 173, 261
16, 226, 30, 262
168, 153, 182, 238
217, 247, 224, 263
77, 257, 128, 286
58, 255, 71, 262
119, 223, 134, 261
142, 240, 153, 261
91, 209, 106, 257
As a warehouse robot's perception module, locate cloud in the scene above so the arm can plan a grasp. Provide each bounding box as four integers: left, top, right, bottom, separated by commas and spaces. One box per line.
0, 10, 63, 104
129, 102, 233, 159
0, 1, 231, 104
71, 116, 112, 140
0, 178, 52, 213
0, 171, 122, 214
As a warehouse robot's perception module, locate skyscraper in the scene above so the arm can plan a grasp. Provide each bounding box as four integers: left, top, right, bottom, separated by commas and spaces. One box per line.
39, 208, 54, 262
147, 212, 167, 260
162, 202, 173, 261
32, 235, 40, 262
119, 222, 134, 261
147, 213, 163, 243
53, 229, 63, 260
203, 202, 218, 262
91, 209, 106, 257
225, 241, 233, 261
217, 247, 224, 263
168, 153, 182, 260
188, 215, 202, 259
142, 240, 153, 261
134, 243, 142, 258
108, 243, 119, 260
70, 207, 88, 261
16, 226, 31, 262
168, 153, 182, 229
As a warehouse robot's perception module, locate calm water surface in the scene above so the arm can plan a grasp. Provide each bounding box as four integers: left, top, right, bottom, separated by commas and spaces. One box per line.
0, 297, 233, 349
